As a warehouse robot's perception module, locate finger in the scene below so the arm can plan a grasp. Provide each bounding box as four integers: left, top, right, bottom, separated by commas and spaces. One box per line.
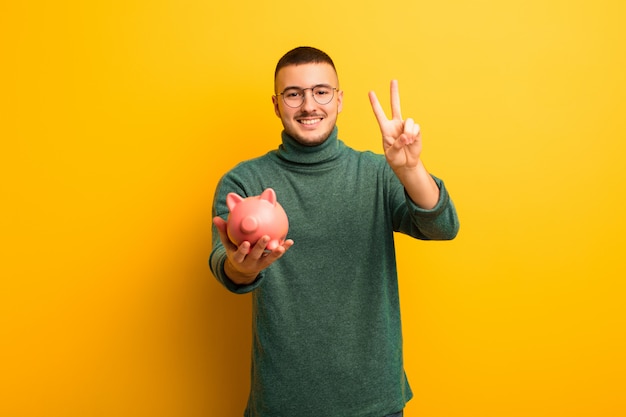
390, 80, 403, 121
413, 122, 421, 137
232, 241, 251, 262
393, 134, 411, 150
213, 216, 227, 233
384, 137, 405, 164
262, 239, 294, 264
410, 121, 422, 148
213, 216, 237, 250
368, 90, 389, 126
248, 235, 271, 259
404, 118, 419, 144
404, 118, 420, 132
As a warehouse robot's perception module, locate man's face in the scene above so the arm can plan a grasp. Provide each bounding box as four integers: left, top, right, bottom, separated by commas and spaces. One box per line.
273, 63, 343, 146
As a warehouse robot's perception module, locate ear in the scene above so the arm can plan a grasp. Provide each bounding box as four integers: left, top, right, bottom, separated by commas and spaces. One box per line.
259, 188, 277, 206
337, 89, 344, 114
226, 193, 244, 211
272, 95, 281, 118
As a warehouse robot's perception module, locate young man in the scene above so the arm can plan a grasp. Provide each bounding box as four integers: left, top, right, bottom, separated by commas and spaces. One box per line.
210, 46, 459, 417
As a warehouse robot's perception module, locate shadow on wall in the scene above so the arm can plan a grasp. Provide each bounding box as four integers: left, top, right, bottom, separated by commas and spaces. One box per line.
199, 279, 252, 414
187, 242, 253, 415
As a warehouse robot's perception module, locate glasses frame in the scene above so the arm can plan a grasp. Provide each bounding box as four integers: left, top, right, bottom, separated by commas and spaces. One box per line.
276, 85, 338, 108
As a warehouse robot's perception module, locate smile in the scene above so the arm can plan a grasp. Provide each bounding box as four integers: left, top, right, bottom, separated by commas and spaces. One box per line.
298, 118, 322, 125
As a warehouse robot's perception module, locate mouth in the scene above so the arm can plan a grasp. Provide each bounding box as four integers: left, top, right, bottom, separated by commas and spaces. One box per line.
297, 117, 323, 126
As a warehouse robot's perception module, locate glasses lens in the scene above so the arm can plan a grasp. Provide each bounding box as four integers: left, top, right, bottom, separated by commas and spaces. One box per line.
312, 86, 334, 105
282, 88, 304, 108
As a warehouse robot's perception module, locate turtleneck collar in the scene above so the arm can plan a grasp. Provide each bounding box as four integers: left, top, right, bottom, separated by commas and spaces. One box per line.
276, 126, 342, 165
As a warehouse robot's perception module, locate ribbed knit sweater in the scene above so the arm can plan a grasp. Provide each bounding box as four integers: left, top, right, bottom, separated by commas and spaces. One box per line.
210, 127, 459, 417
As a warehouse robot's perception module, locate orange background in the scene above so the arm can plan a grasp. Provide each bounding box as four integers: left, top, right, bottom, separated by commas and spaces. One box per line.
2, 0, 625, 416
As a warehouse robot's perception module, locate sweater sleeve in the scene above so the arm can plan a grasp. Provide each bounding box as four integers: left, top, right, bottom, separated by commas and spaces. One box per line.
394, 175, 460, 240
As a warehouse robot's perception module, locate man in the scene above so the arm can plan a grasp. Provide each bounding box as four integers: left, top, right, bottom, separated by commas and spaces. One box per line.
210, 46, 459, 417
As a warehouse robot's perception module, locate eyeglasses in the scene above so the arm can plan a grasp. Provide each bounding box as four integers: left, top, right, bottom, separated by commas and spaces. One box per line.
276, 85, 337, 108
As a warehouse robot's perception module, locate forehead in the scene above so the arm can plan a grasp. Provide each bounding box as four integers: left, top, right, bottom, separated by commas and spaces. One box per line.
275, 63, 338, 90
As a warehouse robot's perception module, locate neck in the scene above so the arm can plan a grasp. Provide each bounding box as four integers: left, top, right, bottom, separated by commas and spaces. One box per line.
277, 126, 341, 165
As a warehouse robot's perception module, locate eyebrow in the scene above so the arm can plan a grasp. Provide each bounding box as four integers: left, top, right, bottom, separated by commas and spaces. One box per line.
281, 83, 334, 91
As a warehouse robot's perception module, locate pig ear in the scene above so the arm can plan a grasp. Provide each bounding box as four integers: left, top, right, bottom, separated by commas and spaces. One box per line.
226, 193, 244, 211
260, 188, 277, 205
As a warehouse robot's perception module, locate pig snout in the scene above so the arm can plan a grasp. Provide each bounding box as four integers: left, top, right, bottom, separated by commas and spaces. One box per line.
239, 216, 259, 234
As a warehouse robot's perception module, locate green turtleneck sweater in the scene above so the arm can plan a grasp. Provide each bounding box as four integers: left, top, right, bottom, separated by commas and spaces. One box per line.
210, 127, 459, 417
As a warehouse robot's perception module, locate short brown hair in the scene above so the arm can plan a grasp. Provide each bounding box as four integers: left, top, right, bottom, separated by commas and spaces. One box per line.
274, 46, 337, 80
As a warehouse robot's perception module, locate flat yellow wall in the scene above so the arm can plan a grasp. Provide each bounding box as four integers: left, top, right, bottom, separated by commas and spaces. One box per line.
2, 1, 625, 416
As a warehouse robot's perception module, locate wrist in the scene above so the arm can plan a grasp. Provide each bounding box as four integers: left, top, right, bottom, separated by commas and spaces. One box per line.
224, 257, 258, 285
392, 160, 423, 183
395, 162, 440, 209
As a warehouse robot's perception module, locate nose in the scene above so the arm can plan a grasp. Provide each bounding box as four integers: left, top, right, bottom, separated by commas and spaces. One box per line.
300, 89, 317, 111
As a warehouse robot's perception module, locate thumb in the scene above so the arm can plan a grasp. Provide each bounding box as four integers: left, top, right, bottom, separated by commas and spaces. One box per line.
213, 216, 228, 234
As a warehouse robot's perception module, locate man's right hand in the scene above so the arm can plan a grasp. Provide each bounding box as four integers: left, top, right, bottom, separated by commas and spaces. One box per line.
213, 217, 294, 285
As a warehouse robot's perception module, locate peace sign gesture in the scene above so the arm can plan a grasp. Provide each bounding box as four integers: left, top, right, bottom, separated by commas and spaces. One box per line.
368, 80, 440, 209
368, 80, 422, 172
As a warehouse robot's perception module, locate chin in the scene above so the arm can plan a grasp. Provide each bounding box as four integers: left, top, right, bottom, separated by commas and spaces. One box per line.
288, 126, 334, 147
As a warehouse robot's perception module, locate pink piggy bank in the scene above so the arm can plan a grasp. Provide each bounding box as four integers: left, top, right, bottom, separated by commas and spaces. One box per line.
226, 188, 289, 250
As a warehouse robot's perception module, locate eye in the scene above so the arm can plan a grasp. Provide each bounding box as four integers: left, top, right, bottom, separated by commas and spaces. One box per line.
283, 89, 303, 98
314, 87, 331, 96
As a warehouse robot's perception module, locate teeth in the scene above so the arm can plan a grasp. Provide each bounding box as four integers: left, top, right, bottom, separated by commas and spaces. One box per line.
300, 119, 321, 125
